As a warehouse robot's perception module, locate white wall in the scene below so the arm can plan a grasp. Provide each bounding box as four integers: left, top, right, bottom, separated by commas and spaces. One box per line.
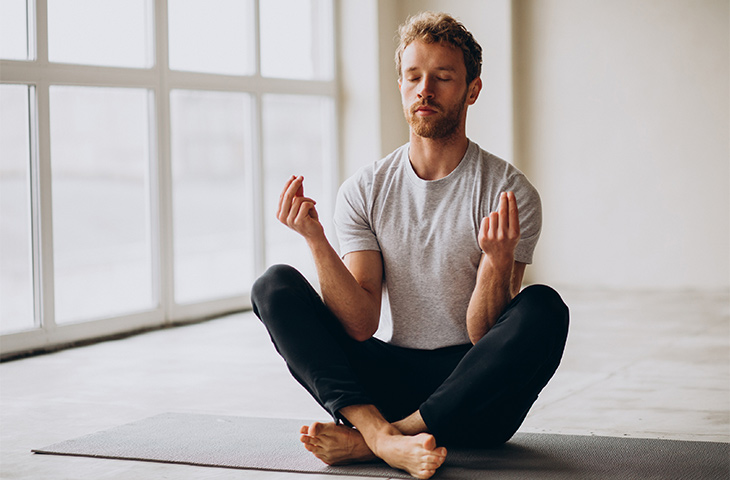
338, 0, 514, 176
337, 0, 383, 178
338, 0, 730, 291
515, 0, 729, 290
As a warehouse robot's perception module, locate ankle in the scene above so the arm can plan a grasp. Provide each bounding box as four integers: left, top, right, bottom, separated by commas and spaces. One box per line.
368, 424, 402, 456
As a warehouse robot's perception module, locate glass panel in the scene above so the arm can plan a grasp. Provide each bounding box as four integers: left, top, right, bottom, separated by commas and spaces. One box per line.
170, 90, 253, 304
48, 0, 152, 68
0, 84, 35, 333
262, 94, 333, 283
0, 0, 30, 60
168, 0, 254, 75
50, 86, 154, 323
260, 0, 333, 80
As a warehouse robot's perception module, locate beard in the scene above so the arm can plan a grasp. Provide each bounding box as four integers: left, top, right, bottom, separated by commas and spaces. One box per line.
404, 91, 468, 139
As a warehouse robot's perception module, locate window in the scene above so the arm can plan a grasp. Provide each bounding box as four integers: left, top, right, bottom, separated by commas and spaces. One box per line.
0, 84, 35, 334
49, 86, 155, 323
0, 0, 337, 357
170, 89, 254, 304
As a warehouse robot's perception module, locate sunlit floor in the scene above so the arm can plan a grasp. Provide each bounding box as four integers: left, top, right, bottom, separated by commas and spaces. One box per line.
1, 289, 728, 480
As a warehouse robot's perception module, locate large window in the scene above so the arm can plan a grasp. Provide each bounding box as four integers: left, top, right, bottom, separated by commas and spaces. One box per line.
0, 0, 337, 357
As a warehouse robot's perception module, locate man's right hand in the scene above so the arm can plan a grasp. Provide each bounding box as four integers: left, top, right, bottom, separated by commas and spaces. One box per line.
277, 175, 324, 241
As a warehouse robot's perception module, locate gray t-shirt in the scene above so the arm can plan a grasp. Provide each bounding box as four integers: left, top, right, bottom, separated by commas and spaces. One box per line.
334, 141, 542, 349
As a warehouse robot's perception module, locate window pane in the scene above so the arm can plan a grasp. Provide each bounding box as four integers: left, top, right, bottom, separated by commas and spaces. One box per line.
170, 90, 254, 304
48, 0, 152, 68
260, 0, 333, 80
50, 86, 154, 323
0, 84, 35, 333
168, 0, 254, 75
0, 0, 30, 60
262, 94, 334, 283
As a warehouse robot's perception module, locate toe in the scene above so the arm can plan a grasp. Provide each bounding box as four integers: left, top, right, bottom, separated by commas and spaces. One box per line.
421, 434, 437, 451
413, 469, 435, 480
309, 422, 324, 436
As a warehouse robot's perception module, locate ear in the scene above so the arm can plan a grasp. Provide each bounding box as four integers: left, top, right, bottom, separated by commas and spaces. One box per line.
466, 78, 482, 105
398, 77, 402, 92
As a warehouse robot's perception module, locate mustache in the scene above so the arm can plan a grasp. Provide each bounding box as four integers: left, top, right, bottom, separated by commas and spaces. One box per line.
410, 100, 442, 114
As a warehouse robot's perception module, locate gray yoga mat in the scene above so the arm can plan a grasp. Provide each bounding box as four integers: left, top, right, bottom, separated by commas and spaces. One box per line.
33, 413, 729, 479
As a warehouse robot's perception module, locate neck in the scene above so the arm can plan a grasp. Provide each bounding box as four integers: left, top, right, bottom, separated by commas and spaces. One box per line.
408, 129, 469, 181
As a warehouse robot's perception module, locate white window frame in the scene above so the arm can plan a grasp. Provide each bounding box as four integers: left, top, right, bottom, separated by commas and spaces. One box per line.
0, 0, 339, 359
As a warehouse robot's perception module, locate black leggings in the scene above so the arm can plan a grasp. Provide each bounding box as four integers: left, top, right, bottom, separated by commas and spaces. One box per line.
250, 264, 569, 447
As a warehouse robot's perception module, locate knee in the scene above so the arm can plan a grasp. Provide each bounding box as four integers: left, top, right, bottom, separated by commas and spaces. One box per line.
250, 264, 307, 318
515, 284, 570, 336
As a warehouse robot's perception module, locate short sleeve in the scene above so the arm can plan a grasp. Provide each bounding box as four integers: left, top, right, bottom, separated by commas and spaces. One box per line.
512, 176, 542, 264
333, 169, 381, 257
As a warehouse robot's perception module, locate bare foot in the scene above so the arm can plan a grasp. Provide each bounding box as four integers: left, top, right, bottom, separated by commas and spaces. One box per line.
372, 432, 447, 479
299, 422, 376, 465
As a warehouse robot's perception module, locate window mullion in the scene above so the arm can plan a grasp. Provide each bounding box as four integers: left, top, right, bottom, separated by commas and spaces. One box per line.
251, 0, 265, 279
35, 0, 47, 64
253, 0, 262, 78
251, 93, 266, 278
154, 0, 175, 324
31, 0, 57, 338
34, 80, 56, 335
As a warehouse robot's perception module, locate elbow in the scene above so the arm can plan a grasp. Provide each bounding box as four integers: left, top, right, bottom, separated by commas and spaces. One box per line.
346, 312, 380, 342
348, 324, 378, 342
351, 331, 375, 342
467, 322, 492, 345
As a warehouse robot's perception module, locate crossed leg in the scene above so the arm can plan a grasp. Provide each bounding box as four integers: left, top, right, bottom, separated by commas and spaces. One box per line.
251, 266, 568, 479
300, 405, 446, 479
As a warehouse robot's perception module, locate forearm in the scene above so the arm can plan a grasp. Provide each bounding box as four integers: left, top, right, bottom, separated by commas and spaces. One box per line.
466, 255, 515, 344
306, 236, 380, 341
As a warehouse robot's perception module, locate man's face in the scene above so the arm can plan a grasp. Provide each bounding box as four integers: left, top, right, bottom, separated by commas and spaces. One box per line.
399, 40, 478, 139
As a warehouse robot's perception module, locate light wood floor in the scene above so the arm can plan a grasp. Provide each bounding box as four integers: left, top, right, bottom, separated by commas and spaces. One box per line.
1, 288, 728, 479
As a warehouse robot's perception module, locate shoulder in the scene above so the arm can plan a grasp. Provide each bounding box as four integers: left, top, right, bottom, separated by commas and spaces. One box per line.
338, 143, 409, 197
470, 143, 539, 197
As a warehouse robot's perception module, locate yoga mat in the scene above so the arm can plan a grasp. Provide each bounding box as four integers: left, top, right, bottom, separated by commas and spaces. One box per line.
33, 413, 729, 479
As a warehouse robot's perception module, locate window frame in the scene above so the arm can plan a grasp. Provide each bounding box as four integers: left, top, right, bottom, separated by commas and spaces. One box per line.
0, 0, 339, 358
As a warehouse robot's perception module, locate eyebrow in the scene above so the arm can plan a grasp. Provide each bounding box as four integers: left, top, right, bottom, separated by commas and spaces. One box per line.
405, 66, 457, 73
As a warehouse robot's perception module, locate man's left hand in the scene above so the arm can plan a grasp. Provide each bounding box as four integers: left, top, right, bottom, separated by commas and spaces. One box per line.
478, 191, 520, 266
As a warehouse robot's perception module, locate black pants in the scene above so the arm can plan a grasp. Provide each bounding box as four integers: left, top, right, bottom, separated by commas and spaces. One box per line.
250, 264, 569, 447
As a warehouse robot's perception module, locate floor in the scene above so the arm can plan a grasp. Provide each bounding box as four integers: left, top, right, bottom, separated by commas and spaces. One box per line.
1, 289, 728, 479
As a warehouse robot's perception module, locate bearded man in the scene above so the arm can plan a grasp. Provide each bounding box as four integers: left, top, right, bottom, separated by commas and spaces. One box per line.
250, 11, 569, 479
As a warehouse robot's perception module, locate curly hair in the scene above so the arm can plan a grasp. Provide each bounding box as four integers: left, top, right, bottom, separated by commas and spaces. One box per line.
395, 11, 483, 85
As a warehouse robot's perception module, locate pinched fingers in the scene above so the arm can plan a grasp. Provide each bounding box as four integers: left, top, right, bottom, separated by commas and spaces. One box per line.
277, 176, 316, 224
276, 175, 323, 239
493, 191, 520, 241
286, 195, 318, 227
478, 192, 521, 257
277, 175, 301, 222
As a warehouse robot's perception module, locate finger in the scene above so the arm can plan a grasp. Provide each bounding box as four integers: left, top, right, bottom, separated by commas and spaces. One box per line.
479, 216, 489, 239
278, 176, 304, 223
507, 191, 520, 237
488, 211, 500, 238
293, 201, 318, 226
277, 175, 297, 218
498, 192, 509, 232
286, 196, 314, 227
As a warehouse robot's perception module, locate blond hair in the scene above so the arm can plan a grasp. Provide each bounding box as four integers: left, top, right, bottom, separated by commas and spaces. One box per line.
395, 12, 483, 85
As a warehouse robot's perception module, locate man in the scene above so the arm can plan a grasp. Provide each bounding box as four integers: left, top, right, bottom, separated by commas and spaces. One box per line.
251, 12, 569, 480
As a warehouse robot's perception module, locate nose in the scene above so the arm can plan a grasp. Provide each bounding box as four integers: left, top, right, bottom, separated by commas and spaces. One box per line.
417, 76, 434, 100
